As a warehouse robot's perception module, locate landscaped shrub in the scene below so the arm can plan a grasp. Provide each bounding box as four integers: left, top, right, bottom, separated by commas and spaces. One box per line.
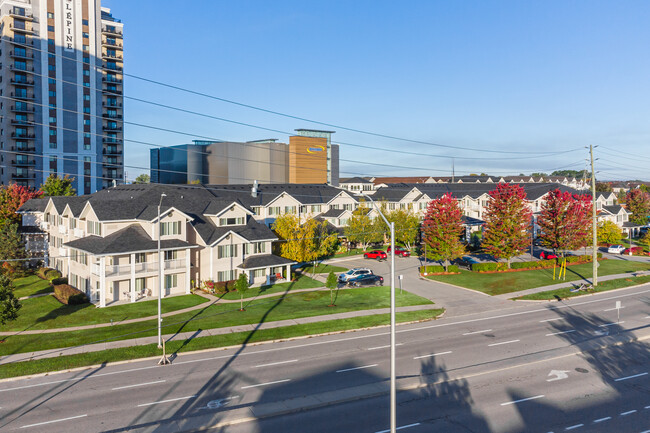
53, 284, 88, 305
511, 259, 556, 269
471, 262, 508, 272
201, 279, 235, 294
50, 277, 68, 285
37, 267, 62, 281
420, 265, 459, 274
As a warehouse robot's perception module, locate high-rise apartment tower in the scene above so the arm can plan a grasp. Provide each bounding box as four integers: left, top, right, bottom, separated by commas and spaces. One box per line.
0, 0, 123, 194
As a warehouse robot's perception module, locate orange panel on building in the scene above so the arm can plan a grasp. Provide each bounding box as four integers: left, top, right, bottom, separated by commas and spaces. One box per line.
289, 136, 328, 183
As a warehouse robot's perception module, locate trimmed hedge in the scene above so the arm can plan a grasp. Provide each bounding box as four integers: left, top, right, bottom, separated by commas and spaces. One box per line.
472, 254, 602, 272
53, 284, 89, 305
511, 259, 556, 270
420, 265, 459, 274
201, 279, 236, 294
471, 262, 507, 272
51, 277, 68, 285
37, 267, 62, 281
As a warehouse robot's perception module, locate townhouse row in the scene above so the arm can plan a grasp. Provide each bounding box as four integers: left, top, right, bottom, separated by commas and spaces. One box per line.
18, 182, 631, 307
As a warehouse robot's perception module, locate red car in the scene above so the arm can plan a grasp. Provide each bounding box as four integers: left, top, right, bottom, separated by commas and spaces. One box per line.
386, 246, 411, 257
364, 250, 387, 260
539, 251, 558, 260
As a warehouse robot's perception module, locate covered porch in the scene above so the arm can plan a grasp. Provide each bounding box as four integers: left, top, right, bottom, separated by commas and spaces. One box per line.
237, 254, 296, 287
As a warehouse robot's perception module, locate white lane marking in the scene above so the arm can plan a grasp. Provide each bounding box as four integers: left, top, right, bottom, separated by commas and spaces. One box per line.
593, 417, 611, 423
500, 395, 544, 406
368, 343, 403, 351
488, 339, 520, 347
599, 322, 625, 327
604, 306, 625, 312
565, 424, 583, 430
137, 395, 196, 407
540, 318, 563, 323
112, 380, 166, 391
462, 329, 492, 335
241, 379, 290, 389
546, 330, 576, 336
5, 286, 650, 393
614, 372, 648, 382
620, 410, 637, 416
336, 364, 377, 373
413, 351, 452, 360
253, 359, 298, 368
375, 422, 421, 433
20, 414, 87, 429
645, 405, 650, 409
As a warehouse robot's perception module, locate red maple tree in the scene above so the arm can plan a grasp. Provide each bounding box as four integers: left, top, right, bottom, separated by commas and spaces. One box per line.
421, 193, 465, 271
481, 183, 532, 268
625, 189, 650, 225
537, 189, 592, 254
0, 184, 43, 227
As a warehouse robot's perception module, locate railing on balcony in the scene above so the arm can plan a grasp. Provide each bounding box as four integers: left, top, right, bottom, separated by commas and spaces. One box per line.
73, 228, 84, 237
165, 259, 186, 271
12, 159, 35, 166
58, 225, 67, 235
10, 105, 35, 112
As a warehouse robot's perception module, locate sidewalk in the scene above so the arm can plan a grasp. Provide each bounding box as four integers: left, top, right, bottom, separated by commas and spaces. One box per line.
494, 271, 650, 299
0, 304, 441, 365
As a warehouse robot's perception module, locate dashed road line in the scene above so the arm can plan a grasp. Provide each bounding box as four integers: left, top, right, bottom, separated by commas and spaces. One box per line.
20, 414, 87, 429
336, 364, 377, 373
599, 322, 625, 327
593, 417, 611, 423
488, 339, 520, 347
546, 330, 576, 336
137, 395, 196, 407
620, 410, 637, 416
374, 422, 421, 433
253, 359, 298, 368
241, 379, 291, 389
540, 318, 563, 323
565, 424, 584, 430
500, 395, 544, 406
462, 329, 492, 335
413, 351, 452, 360
368, 343, 403, 351
112, 380, 166, 391
614, 372, 648, 382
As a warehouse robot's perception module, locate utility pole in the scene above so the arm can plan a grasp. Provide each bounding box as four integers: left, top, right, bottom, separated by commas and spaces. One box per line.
452, 158, 455, 183
590, 145, 598, 286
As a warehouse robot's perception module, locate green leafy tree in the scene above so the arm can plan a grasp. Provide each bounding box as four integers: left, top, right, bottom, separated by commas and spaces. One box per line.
273, 214, 338, 263
345, 206, 381, 251
530, 172, 548, 177
325, 271, 338, 306
235, 273, 250, 311
595, 182, 612, 192
597, 220, 623, 245
0, 223, 27, 276
40, 174, 76, 197
421, 193, 465, 271
551, 170, 590, 179
134, 174, 150, 184
639, 231, 650, 246
625, 189, 650, 225
388, 208, 420, 250
0, 274, 20, 325
481, 184, 532, 268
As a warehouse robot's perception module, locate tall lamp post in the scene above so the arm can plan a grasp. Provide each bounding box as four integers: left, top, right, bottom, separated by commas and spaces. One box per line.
157, 193, 166, 348
361, 193, 396, 433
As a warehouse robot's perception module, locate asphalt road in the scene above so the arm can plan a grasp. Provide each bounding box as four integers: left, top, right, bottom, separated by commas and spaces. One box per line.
1, 276, 649, 433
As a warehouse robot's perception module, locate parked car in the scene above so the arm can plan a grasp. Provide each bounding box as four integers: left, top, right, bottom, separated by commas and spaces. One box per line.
539, 251, 558, 260
348, 274, 384, 287
338, 268, 372, 283
623, 246, 644, 255
386, 246, 411, 257
607, 244, 626, 254
364, 250, 387, 260
453, 255, 480, 270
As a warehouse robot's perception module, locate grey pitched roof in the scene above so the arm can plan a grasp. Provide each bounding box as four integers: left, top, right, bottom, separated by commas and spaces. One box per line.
64, 224, 196, 255
319, 208, 346, 218
340, 177, 372, 184
237, 254, 295, 270
602, 205, 626, 215
199, 217, 278, 246
461, 215, 485, 226
378, 183, 582, 201
17, 198, 48, 213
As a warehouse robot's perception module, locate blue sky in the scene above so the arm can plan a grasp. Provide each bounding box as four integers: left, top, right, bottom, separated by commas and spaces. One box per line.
104, 0, 650, 182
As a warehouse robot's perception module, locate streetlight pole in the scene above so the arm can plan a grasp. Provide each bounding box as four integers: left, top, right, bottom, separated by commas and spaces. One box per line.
361, 193, 396, 433
590, 145, 598, 286
157, 193, 166, 348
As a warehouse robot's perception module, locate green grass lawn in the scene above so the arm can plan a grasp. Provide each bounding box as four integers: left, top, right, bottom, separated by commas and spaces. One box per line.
427, 259, 650, 296
218, 274, 322, 301
0, 286, 433, 356
516, 275, 650, 300
12, 275, 53, 299
0, 308, 444, 379
299, 263, 348, 274
2, 294, 209, 332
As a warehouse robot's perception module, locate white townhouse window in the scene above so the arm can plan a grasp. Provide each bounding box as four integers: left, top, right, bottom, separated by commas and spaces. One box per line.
69, 218, 76, 229
219, 217, 244, 226
344, 203, 354, 211
165, 274, 178, 289
217, 244, 238, 259
252, 206, 261, 215
268, 206, 281, 216
161, 221, 181, 235
253, 269, 265, 278
217, 270, 237, 282
87, 220, 101, 236
400, 203, 406, 210
135, 253, 146, 263
135, 278, 146, 291
284, 206, 296, 214
388, 203, 396, 210
78, 252, 87, 265
164, 250, 178, 261
244, 242, 266, 255
330, 204, 340, 210
310, 205, 322, 213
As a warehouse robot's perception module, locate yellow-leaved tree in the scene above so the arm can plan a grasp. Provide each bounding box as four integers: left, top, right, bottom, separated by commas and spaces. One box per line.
272, 214, 338, 267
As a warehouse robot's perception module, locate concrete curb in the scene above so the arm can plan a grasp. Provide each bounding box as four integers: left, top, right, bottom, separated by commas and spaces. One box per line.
508, 279, 650, 302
